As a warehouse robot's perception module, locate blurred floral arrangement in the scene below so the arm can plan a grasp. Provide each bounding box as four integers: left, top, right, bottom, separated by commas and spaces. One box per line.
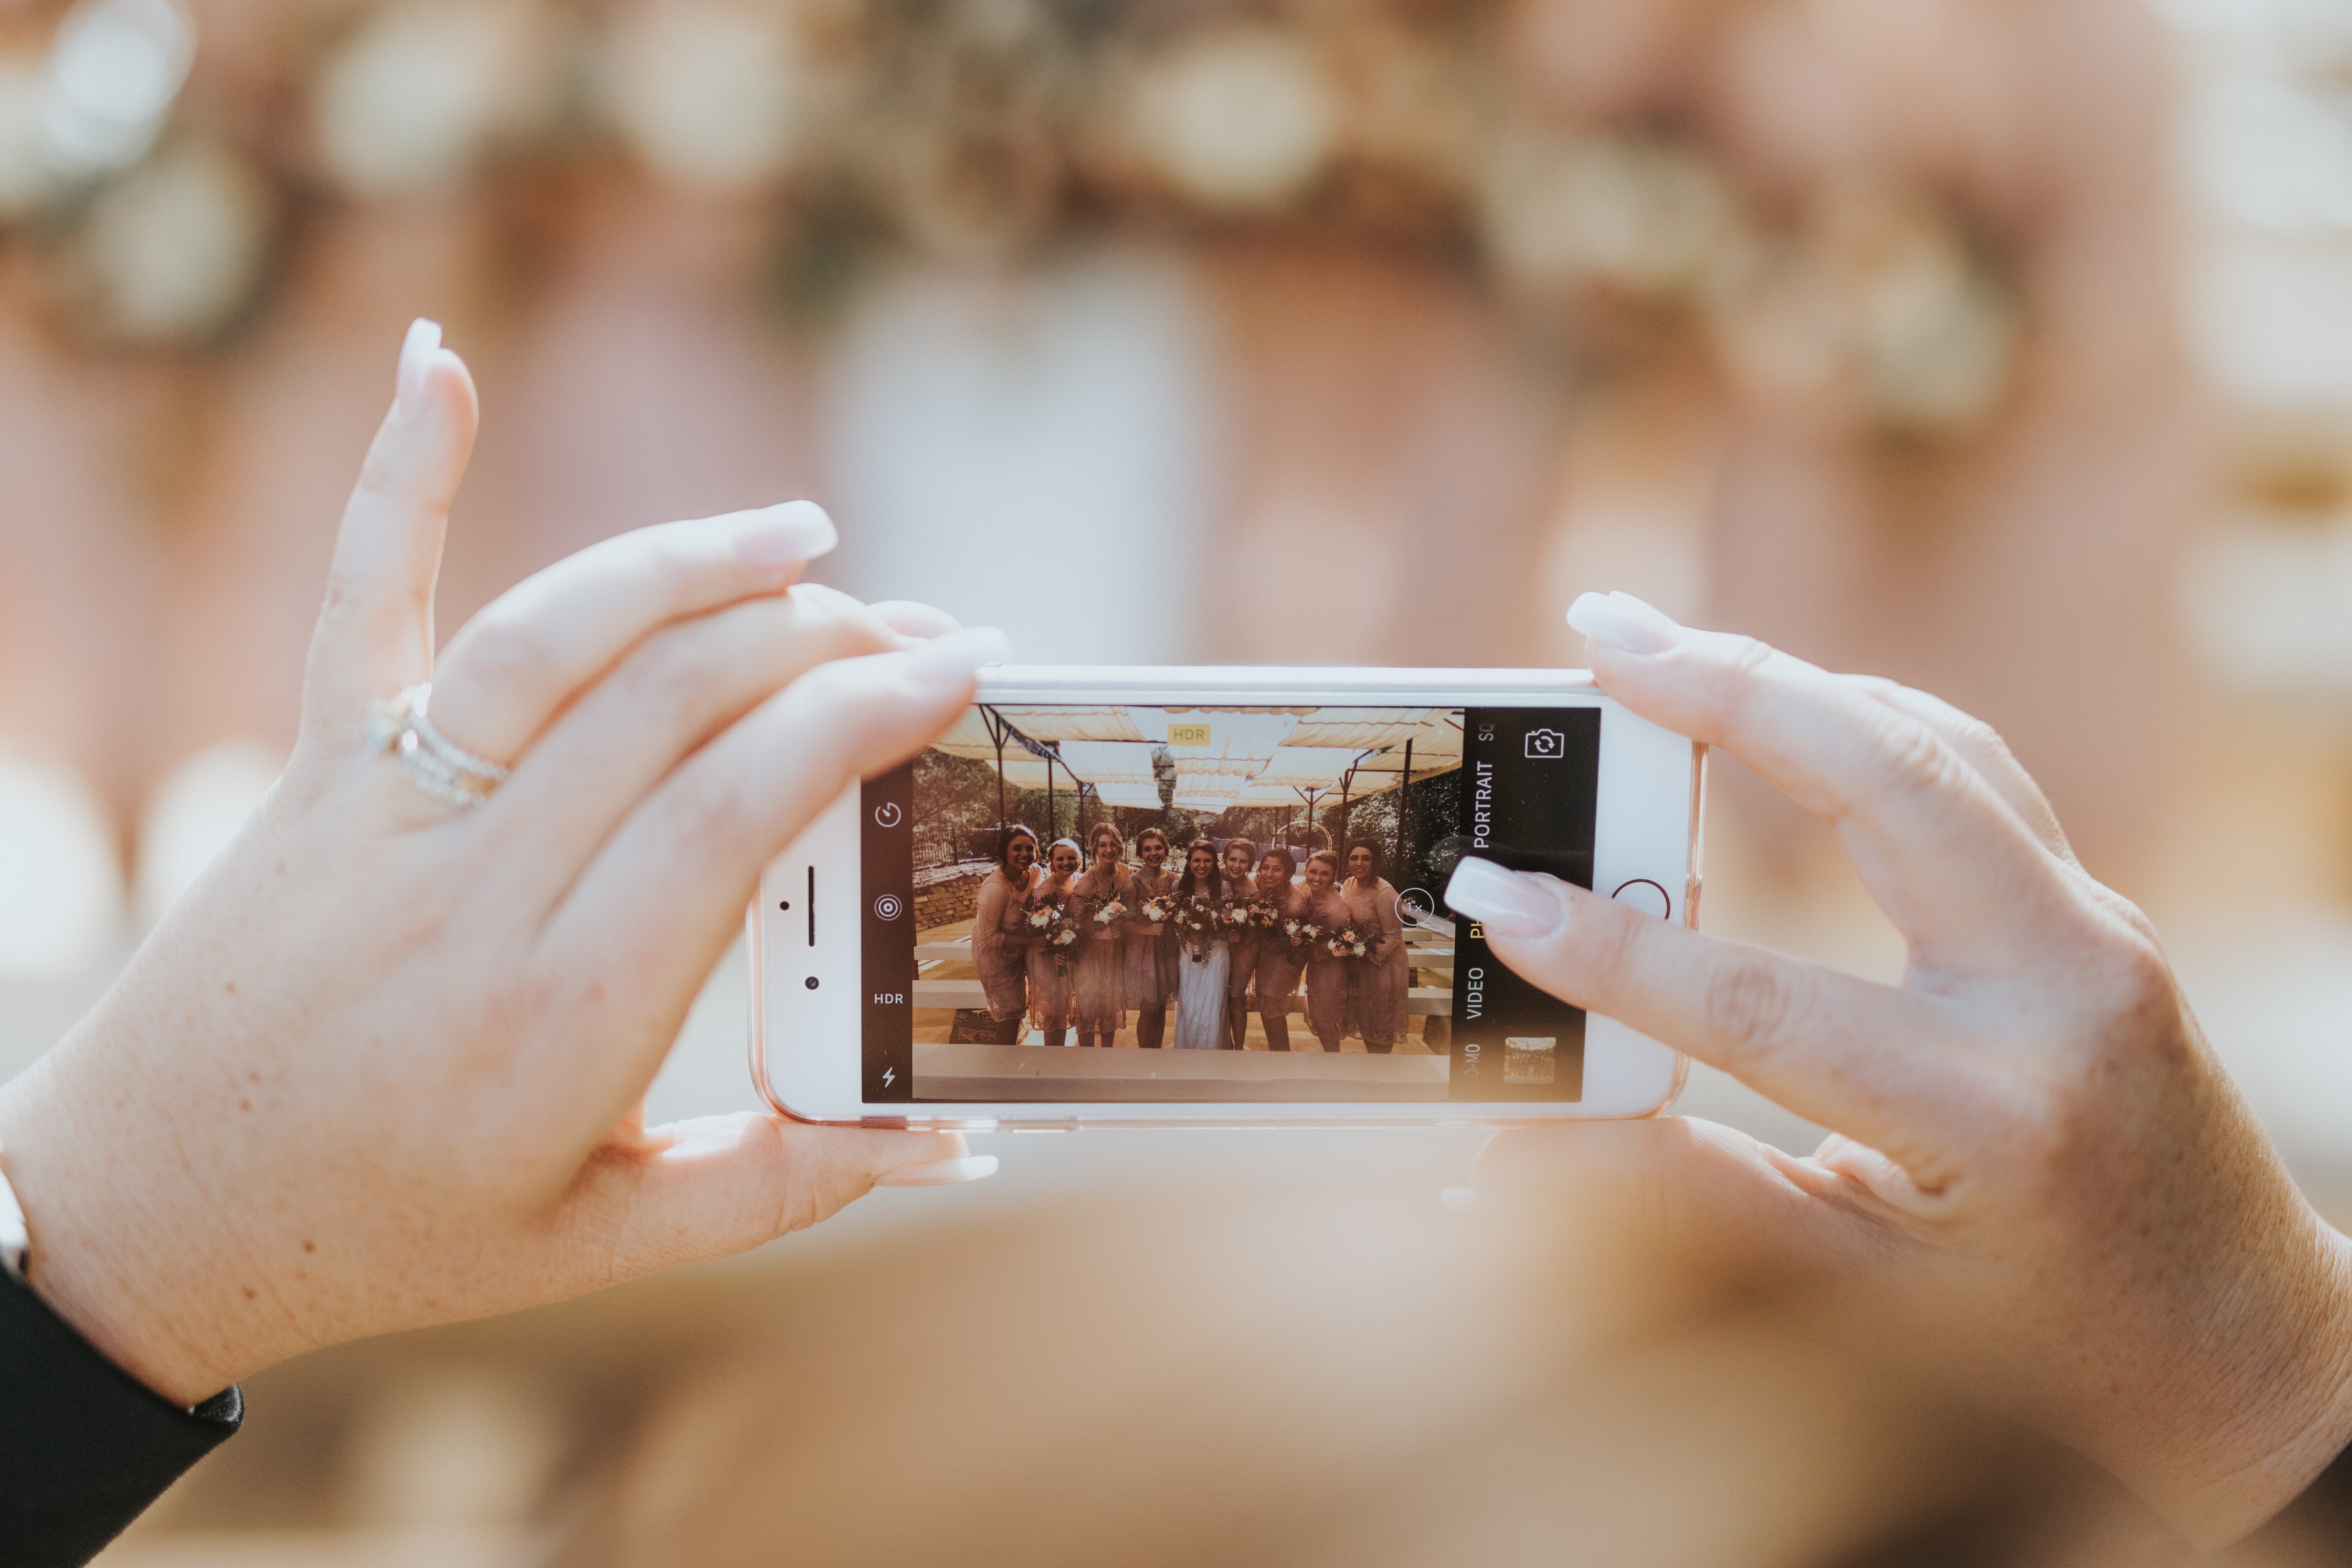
0, 0, 2018, 436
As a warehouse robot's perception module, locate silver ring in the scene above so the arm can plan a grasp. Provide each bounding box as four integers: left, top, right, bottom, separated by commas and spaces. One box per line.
366, 683, 510, 809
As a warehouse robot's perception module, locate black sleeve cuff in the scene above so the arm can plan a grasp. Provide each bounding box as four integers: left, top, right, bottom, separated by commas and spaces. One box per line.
0, 1268, 241, 1567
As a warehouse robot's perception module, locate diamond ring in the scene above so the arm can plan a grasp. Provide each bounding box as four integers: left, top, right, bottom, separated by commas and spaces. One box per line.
366, 684, 510, 809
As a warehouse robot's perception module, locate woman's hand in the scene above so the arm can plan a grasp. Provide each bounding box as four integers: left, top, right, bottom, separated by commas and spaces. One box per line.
1441, 592, 2352, 1547
0, 322, 998, 1407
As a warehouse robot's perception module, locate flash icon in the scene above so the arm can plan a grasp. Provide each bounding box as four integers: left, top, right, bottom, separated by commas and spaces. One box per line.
883, 1067, 896, 1087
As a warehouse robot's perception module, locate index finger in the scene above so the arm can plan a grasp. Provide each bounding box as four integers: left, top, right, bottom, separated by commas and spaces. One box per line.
1567, 593, 2074, 975
427, 501, 841, 765
1444, 856, 1969, 1178
300, 320, 476, 746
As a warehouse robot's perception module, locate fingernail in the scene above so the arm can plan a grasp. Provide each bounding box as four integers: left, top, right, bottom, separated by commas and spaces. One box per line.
899, 626, 1015, 691
729, 502, 838, 571
875, 1155, 999, 1187
1440, 1186, 1479, 1212
1566, 590, 1681, 656
393, 318, 442, 420
1444, 857, 1566, 940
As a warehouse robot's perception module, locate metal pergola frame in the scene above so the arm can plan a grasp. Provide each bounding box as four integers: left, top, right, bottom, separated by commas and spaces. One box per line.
967, 705, 1451, 877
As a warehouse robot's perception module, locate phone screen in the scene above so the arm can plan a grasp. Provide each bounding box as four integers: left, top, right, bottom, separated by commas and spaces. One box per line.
860, 702, 1599, 1104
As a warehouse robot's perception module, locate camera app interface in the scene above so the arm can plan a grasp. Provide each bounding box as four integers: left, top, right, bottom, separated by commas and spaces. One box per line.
859, 704, 1599, 1104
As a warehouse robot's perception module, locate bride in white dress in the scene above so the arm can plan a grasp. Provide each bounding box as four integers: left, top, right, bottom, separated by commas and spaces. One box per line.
1169, 840, 1231, 1051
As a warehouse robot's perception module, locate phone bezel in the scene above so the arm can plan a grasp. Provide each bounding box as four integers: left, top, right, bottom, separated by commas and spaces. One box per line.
751, 665, 1702, 1130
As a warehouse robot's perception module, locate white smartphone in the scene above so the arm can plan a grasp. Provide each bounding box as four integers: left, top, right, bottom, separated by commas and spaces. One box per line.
750, 666, 1703, 1129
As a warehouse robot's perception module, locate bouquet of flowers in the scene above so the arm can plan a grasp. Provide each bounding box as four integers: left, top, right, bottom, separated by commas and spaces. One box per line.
1138, 894, 1174, 927
1246, 898, 1283, 933
1327, 926, 1371, 962
1222, 898, 1255, 936
1172, 895, 1222, 962
1283, 915, 1325, 952
1089, 897, 1127, 930
1044, 907, 1083, 974
1029, 902, 1083, 977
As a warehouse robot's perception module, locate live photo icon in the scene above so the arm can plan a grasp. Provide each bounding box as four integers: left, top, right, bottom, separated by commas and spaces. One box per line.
1524, 726, 1566, 760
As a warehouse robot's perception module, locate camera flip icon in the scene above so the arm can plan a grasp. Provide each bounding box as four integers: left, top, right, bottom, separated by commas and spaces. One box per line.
1523, 726, 1566, 760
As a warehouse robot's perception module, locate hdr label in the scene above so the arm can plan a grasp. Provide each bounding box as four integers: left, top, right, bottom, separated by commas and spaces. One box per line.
873, 993, 904, 1006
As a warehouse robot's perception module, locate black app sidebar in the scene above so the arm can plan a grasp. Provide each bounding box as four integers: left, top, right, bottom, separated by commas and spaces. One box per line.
862, 764, 915, 1103
1447, 708, 1601, 1102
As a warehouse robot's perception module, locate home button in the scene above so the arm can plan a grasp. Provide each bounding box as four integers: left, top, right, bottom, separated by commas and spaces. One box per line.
1610, 878, 1672, 920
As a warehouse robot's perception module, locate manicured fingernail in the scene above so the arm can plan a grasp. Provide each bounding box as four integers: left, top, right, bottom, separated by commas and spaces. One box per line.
729, 502, 838, 570
875, 1155, 999, 1187
1566, 591, 1680, 656
1444, 857, 1566, 940
393, 318, 441, 420
1440, 1186, 1479, 1212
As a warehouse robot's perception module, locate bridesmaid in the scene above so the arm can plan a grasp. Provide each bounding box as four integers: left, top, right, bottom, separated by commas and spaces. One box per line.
1069, 822, 1132, 1048
1297, 851, 1351, 1053
973, 825, 1040, 1044
1121, 826, 1178, 1049
1169, 839, 1232, 1051
1219, 837, 1259, 1049
1341, 838, 1410, 1054
1024, 838, 1084, 1048
1249, 847, 1310, 1052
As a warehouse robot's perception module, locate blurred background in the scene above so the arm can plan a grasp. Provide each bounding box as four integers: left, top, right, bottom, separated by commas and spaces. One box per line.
0, 0, 2346, 1559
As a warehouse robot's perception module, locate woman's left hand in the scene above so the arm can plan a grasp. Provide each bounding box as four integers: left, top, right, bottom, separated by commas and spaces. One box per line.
0, 323, 998, 1406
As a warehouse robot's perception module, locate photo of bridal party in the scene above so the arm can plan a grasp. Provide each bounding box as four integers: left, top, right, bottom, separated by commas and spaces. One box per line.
902, 703, 1467, 1100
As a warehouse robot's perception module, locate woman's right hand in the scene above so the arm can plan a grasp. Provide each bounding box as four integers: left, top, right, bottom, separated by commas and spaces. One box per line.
1441, 593, 2352, 1548
0, 322, 1000, 1408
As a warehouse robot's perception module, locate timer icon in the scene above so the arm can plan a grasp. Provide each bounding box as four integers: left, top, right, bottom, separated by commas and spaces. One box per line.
873, 802, 902, 828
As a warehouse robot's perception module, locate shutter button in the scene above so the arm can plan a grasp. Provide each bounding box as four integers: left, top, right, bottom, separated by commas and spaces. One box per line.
1610, 879, 1671, 920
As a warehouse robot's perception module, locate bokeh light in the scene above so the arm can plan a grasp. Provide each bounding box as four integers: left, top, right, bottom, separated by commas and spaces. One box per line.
0, 750, 122, 980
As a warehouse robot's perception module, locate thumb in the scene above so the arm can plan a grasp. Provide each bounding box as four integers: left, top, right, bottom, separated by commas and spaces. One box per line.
299, 318, 480, 751
592, 1115, 991, 1276
1468, 1117, 1874, 1279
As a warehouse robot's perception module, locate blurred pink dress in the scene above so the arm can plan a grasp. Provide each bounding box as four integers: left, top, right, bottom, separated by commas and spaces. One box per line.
1251, 882, 1314, 1052
1340, 876, 1409, 1052
1068, 865, 1130, 1034
1121, 865, 1178, 1007
1225, 868, 1258, 1047
973, 866, 1037, 1023
1300, 888, 1352, 1051
1023, 878, 1078, 1036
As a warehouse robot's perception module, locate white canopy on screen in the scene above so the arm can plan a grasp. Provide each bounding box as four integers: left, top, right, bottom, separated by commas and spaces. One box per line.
1056, 740, 1158, 784
989, 756, 1058, 790
936, 704, 1465, 802
1250, 746, 1364, 791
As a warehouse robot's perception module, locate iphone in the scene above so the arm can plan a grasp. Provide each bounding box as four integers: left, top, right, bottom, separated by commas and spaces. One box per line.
751, 666, 1702, 1129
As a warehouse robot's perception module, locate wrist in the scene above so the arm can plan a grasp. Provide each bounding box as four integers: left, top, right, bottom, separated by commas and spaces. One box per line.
0, 1048, 261, 1407
2178, 1221, 2352, 1546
